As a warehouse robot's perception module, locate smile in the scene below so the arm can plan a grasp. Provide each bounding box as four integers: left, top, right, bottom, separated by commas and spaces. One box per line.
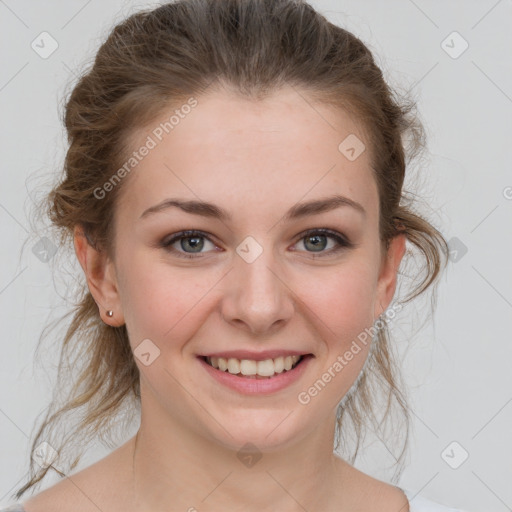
204, 354, 303, 378
197, 354, 314, 394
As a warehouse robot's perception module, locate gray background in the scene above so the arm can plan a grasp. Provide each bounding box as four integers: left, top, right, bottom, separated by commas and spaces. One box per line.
1, 1, 511, 511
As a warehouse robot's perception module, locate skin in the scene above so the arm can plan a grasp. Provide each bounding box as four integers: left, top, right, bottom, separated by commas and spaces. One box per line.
24, 85, 409, 512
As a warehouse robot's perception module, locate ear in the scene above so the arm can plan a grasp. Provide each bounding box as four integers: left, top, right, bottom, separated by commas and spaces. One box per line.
373, 233, 407, 321
73, 225, 125, 327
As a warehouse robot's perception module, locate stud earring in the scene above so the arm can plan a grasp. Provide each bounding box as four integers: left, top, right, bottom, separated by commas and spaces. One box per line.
106, 310, 114, 317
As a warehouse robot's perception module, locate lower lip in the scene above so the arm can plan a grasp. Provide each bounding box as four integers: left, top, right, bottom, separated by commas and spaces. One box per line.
197, 355, 314, 395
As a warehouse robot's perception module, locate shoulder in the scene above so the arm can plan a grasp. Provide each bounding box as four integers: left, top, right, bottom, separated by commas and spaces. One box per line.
20, 438, 135, 512
334, 461, 411, 511
401, 488, 469, 512
18, 473, 94, 512
337, 459, 467, 512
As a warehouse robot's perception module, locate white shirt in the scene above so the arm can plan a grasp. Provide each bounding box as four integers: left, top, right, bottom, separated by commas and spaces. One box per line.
402, 488, 470, 511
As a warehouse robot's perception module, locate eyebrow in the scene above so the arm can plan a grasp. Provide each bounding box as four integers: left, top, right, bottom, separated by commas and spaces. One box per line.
139, 194, 366, 222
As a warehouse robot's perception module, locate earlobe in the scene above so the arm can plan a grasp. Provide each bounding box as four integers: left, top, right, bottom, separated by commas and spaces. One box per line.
374, 234, 407, 320
73, 225, 125, 327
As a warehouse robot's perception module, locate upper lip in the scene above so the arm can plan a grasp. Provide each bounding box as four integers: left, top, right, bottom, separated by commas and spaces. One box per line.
199, 350, 311, 361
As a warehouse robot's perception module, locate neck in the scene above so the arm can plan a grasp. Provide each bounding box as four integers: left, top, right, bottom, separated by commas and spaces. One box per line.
129, 398, 352, 511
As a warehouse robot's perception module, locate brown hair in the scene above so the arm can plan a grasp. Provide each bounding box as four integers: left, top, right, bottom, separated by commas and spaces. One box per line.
16, 0, 449, 499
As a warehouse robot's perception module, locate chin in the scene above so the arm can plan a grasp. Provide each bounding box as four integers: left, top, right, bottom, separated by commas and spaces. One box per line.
205, 410, 311, 453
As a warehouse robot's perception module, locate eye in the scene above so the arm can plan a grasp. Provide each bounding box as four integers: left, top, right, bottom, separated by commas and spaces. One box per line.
160, 230, 219, 259
292, 228, 353, 257
160, 228, 354, 260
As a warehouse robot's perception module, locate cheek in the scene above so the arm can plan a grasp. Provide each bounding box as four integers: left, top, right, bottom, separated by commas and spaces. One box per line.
310, 261, 377, 334
117, 246, 379, 354
311, 274, 376, 390
290, 267, 378, 412
117, 253, 219, 344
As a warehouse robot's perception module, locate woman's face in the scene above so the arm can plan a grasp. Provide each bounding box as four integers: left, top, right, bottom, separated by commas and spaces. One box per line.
93, 85, 405, 452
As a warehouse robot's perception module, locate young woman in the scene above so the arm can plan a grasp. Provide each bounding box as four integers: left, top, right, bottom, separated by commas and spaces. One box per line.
2, 0, 468, 510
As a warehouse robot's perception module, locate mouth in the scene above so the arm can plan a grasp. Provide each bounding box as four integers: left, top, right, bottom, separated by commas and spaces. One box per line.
199, 354, 312, 379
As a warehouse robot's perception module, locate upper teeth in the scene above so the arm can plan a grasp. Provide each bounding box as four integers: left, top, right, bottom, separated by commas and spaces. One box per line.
206, 355, 302, 377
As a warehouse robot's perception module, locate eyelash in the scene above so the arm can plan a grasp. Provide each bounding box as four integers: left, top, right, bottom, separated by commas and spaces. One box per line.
160, 228, 354, 260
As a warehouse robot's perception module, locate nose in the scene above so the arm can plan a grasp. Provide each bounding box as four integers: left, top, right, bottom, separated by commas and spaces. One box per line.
220, 245, 295, 335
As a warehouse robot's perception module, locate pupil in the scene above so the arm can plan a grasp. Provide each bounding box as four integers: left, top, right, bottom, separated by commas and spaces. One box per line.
305, 235, 326, 252
183, 236, 203, 252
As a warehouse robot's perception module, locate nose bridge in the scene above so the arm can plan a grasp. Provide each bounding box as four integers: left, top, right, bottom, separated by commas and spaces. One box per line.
221, 235, 294, 333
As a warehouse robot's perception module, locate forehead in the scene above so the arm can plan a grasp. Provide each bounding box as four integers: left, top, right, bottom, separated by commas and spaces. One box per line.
115, 86, 377, 224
